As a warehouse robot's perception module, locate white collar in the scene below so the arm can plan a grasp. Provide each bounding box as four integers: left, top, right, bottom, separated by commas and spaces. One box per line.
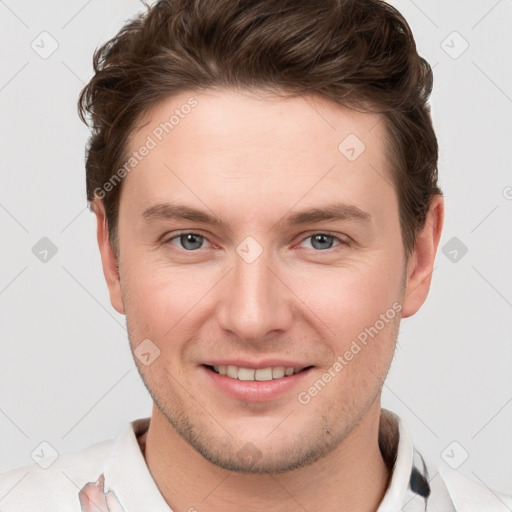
102, 417, 171, 511
377, 409, 415, 511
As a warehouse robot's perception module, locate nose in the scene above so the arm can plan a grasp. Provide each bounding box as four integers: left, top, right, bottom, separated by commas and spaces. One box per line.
217, 247, 294, 342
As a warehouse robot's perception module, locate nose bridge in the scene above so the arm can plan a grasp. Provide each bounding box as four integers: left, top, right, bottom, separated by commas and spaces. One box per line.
218, 243, 291, 340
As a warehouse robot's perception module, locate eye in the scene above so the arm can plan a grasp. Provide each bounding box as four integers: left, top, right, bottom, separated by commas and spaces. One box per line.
162, 231, 348, 253
165, 232, 210, 251
299, 233, 346, 251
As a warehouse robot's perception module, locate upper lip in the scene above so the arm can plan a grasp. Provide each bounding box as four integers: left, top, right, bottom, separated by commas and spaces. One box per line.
202, 359, 313, 371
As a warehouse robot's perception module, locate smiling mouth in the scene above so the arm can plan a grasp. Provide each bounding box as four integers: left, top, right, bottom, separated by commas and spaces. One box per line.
204, 364, 314, 381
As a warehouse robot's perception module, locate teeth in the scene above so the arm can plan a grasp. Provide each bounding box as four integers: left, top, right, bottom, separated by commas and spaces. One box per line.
238, 368, 255, 381
211, 365, 300, 381
255, 368, 272, 381
272, 366, 285, 378
227, 365, 238, 378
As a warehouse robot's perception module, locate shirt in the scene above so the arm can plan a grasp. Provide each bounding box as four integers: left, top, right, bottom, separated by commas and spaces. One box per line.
0, 408, 510, 511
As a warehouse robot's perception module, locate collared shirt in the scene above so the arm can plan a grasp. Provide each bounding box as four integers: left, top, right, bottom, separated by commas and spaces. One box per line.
377, 409, 455, 511
0, 409, 510, 511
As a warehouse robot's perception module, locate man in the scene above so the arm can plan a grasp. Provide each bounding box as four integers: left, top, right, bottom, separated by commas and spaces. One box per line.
0, 0, 510, 510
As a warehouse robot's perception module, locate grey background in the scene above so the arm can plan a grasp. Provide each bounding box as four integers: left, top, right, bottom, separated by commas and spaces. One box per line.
1, 0, 511, 497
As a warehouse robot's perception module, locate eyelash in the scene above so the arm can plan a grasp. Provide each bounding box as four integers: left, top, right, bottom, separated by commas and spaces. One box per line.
162, 231, 350, 253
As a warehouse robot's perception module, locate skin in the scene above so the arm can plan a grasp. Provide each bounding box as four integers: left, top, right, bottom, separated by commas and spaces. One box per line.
94, 88, 443, 512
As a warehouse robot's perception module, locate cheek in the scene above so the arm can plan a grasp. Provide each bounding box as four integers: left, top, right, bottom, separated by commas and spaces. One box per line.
288, 253, 403, 338
293, 260, 402, 400
119, 244, 227, 356
120, 224, 404, 354
284, 254, 403, 400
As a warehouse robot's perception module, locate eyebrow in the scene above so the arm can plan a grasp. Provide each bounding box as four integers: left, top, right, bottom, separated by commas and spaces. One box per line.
142, 202, 371, 229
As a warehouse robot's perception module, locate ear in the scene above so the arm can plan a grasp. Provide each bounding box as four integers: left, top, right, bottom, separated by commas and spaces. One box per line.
92, 200, 125, 315
401, 194, 444, 318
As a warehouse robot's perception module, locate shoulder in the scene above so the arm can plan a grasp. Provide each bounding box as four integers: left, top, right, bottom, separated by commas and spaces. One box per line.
0, 436, 116, 511
384, 410, 511, 512
438, 467, 512, 512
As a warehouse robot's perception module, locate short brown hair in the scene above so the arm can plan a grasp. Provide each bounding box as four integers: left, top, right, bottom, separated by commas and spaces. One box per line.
78, 0, 441, 257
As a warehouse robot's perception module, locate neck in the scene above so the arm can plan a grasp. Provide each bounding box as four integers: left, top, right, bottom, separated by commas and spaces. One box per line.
141, 400, 391, 512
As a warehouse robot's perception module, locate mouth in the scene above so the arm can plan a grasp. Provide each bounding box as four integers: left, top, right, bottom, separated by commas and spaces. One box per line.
203, 364, 314, 381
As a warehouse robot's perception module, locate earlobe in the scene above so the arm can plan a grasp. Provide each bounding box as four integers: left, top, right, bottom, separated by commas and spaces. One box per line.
401, 195, 444, 318
92, 200, 125, 315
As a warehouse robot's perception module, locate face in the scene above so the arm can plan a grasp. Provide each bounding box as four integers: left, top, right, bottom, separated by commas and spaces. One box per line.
96, 88, 436, 474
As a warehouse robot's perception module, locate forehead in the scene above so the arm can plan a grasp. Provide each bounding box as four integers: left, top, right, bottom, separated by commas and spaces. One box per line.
120, 89, 396, 223
131, 88, 387, 157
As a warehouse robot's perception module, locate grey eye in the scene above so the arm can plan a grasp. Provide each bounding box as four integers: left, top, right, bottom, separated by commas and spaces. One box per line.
177, 233, 205, 250
307, 234, 337, 251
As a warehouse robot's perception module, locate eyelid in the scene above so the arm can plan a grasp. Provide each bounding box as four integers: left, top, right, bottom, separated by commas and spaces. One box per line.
162, 230, 214, 248
295, 231, 351, 249
162, 230, 350, 252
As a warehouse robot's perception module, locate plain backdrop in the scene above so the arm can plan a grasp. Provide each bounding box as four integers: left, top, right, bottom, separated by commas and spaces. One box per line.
1, 0, 511, 496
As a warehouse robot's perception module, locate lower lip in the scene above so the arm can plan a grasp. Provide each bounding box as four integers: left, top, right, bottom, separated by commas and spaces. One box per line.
200, 365, 313, 402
